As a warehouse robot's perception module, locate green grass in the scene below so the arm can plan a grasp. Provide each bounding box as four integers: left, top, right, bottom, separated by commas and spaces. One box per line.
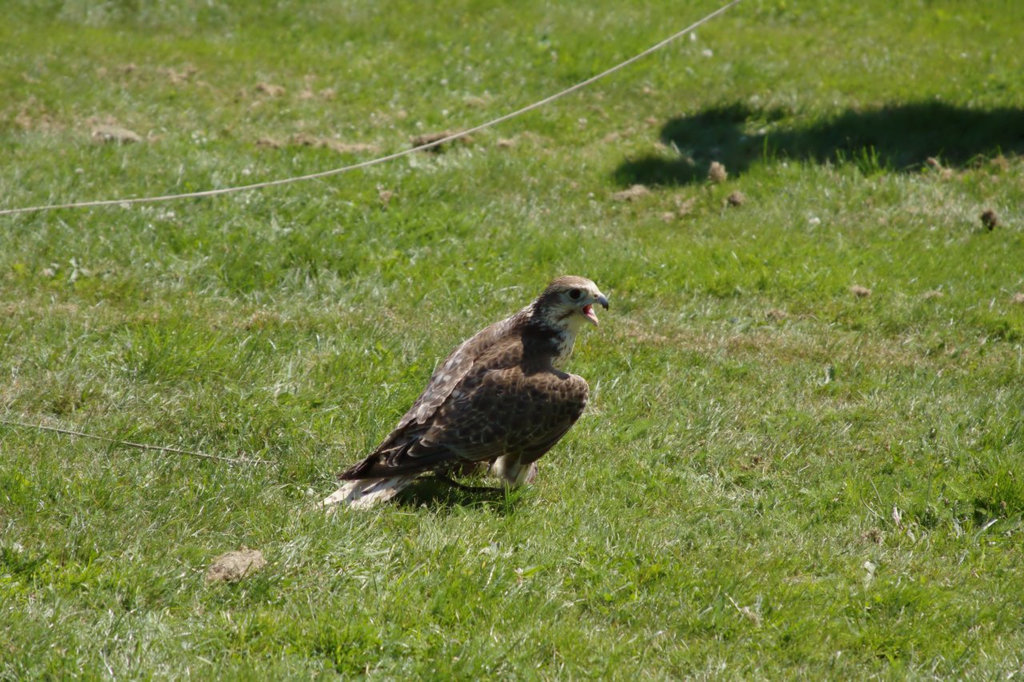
2, 0, 1024, 677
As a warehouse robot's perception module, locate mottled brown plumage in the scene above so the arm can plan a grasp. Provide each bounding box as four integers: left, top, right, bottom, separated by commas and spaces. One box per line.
322, 276, 609, 509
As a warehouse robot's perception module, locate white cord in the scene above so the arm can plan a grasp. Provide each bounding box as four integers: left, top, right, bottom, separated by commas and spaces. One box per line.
0, 0, 741, 217
0, 417, 264, 465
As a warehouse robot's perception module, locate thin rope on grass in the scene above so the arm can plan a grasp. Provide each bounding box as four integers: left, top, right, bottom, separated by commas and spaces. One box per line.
0, 0, 742, 217
0, 417, 266, 466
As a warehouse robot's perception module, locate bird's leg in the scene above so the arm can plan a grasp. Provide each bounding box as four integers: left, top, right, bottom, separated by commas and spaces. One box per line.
490, 455, 538, 486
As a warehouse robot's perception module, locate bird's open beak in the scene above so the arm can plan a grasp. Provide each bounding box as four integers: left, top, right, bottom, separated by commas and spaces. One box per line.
583, 293, 609, 326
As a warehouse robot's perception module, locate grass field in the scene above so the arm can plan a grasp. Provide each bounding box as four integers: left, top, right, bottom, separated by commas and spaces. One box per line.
2, 0, 1024, 677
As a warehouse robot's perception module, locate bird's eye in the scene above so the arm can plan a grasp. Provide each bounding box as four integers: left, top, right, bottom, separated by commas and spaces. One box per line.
569, 288, 582, 300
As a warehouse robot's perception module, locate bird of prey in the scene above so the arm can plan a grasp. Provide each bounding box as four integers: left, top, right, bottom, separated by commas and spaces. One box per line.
322, 275, 609, 509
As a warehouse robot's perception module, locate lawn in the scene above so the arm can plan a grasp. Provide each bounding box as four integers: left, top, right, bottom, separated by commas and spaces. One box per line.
2, 0, 1023, 677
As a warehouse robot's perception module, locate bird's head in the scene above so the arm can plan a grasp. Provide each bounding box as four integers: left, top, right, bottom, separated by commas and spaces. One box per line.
532, 275, 609, 332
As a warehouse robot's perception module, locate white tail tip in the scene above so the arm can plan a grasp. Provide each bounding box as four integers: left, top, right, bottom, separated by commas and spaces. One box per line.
320, 476, 414, 510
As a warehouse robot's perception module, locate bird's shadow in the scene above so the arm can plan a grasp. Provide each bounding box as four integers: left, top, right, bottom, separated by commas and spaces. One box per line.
614, 101, 1024, 186
394, 475, 528, 514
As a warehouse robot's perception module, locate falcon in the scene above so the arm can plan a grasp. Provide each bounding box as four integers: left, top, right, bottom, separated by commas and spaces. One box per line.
322, 275, 609, 509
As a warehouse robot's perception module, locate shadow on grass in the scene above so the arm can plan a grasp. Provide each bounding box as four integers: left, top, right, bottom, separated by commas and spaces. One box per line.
395, 475, 527, 514
614, 101, 1024, 185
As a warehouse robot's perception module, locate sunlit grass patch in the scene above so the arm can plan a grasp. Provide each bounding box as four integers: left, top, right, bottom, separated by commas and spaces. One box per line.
2, 0, 1024, 678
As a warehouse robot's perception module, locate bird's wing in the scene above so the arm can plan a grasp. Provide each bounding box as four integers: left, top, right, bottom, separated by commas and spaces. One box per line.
339, 315, 521, 480
421, 365, 589, 466
341, 365, 588, 480
394, 314, 519, 430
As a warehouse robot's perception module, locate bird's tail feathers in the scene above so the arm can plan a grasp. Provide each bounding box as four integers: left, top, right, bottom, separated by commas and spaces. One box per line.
320, 475, 417, 510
